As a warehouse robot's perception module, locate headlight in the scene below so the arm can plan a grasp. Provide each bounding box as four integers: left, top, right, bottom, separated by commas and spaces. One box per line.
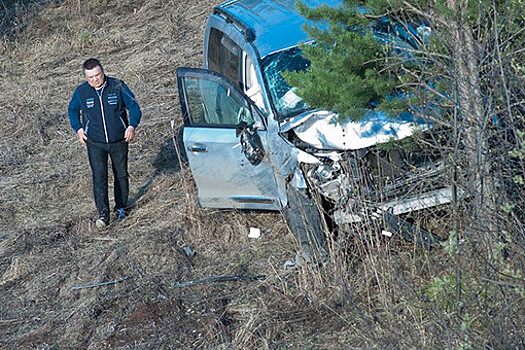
314, 161, 341, 181
315, 164, 333, 180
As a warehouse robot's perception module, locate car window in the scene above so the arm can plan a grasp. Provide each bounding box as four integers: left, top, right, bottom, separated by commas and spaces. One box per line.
181, 76, 254, 127
244, 54, 256, 90
208, 28, 242, 88
244, 53, 265, 112
262, 46, 309, 119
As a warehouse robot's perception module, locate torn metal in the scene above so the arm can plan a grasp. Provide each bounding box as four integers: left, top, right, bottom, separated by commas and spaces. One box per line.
280, 108, 454, 228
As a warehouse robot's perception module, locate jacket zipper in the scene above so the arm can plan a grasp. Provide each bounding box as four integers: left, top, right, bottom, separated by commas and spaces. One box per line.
119, 116, 127, 130
85, 120, 90, 134
97, 86, 109, 143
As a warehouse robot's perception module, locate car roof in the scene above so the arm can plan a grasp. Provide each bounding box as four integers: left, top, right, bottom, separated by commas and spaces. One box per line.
216, 0, 343, 58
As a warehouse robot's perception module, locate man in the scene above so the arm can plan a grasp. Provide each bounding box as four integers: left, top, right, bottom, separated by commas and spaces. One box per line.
68, 58, 142, 229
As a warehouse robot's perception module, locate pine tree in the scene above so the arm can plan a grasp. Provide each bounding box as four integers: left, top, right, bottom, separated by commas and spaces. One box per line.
285, 0, 525, 217
284, 3, 525, 346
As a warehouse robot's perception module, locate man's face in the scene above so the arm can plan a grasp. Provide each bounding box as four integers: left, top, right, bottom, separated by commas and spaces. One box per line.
84, 66, 104, 88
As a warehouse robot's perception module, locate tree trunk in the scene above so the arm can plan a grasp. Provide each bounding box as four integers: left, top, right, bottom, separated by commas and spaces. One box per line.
446, 0, 490, 217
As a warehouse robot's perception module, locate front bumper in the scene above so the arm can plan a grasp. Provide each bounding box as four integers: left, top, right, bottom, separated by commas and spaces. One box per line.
333, 186, 458, 224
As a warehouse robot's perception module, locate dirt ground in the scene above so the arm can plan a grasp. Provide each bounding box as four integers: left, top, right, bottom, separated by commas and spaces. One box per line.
4, 0, 524, 348
0, 0, 345, 348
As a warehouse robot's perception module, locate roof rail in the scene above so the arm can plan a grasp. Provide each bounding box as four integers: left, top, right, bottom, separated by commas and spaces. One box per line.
219, 0, 242, 6
213, 6, 256, 43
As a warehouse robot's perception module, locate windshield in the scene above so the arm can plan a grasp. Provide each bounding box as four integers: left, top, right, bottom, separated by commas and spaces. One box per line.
262, 46, 309, 120
261, 18, 431, 121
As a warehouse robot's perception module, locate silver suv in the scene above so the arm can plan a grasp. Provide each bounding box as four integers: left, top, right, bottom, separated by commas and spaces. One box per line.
176, 0, 451, 250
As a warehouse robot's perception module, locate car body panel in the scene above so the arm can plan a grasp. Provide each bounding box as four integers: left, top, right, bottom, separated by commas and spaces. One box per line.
216, 0, 342, 58
291, 109, 431, 150
183, 126, 279, 209
177, 67, 280, 210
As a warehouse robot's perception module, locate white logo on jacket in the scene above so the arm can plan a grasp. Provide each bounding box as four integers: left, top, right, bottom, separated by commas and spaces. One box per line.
107, 93, 118, 105
86, 97, 95, 108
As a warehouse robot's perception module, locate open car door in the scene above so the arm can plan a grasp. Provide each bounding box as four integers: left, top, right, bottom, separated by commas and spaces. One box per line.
176, 67, 280, 210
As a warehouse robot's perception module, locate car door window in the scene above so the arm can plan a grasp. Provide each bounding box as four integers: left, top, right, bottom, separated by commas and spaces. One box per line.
181, 75, 254, 127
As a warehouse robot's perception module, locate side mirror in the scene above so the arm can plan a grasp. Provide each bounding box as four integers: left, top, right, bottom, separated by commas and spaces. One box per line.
236, 122, 265, 166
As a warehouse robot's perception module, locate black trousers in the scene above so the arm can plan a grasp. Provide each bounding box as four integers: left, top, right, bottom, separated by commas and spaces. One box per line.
86, 138, 129, 220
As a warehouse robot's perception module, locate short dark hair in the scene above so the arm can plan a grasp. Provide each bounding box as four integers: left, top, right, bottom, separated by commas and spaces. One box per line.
82, 58, 103, 73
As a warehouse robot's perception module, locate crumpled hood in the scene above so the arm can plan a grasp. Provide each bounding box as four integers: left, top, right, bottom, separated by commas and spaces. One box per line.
281, 109, 432, 150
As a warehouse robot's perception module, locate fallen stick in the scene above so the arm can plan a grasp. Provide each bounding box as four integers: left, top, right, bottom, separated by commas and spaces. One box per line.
172, 274, 266, 288
71, 276, 129, 290
0, 319, 22, 324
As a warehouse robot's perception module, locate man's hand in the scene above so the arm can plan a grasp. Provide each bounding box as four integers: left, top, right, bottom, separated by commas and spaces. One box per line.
77, 128, 87, 146
124, 126, 135, 142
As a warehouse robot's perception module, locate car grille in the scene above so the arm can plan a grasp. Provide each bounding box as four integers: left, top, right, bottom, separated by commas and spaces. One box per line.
342, 133, 450, 204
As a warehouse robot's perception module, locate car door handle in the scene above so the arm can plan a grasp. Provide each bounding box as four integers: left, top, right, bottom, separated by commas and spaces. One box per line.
187, 144, 208, 153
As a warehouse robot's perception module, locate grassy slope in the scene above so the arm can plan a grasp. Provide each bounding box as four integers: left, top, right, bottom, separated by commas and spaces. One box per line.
0, 0, 316, 348
1, 0, 523, 349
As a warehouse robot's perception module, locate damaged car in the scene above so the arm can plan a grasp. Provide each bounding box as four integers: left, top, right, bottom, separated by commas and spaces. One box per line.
176, 0, 454, 252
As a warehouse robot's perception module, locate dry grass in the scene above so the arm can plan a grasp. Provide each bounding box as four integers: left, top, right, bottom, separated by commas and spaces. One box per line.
1, 0, 524, 349
0, 1, 341, 347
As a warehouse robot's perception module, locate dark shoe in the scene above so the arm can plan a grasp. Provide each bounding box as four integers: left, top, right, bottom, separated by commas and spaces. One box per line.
115, 208, 126, 222
95, 216, 108, 229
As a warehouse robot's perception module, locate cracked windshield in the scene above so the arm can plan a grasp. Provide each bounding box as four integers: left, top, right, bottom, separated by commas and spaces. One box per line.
262, 46, 309, 119
261, 20, 431, 121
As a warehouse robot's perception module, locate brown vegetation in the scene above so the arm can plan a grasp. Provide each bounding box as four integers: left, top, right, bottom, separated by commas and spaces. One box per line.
1, 0, 523, 349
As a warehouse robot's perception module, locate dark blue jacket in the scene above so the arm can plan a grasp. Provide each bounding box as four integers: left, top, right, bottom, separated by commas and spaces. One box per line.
68, 76, 142, 143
